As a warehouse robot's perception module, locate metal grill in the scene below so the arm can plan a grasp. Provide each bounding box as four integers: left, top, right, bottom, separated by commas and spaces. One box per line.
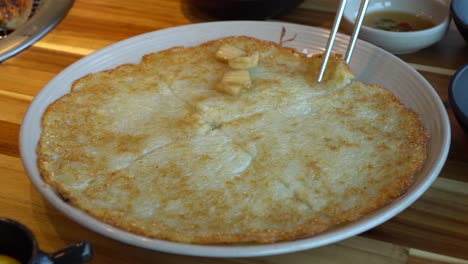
0, 0, 42, 39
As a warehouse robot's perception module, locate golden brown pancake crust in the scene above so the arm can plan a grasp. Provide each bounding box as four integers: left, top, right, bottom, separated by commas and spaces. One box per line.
38, 36, 428, 244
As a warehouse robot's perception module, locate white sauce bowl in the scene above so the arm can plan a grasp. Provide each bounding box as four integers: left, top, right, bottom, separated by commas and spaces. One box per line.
343, 0, 451, 54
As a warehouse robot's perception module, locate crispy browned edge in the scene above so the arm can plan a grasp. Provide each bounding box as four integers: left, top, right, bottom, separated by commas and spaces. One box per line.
37, 36, 429, 244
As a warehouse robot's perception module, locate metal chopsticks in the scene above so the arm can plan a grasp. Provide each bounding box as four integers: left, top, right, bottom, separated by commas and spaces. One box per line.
317, 0, 370, 83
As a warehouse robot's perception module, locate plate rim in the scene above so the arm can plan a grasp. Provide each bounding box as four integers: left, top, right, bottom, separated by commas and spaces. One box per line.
19, 20, 451, 257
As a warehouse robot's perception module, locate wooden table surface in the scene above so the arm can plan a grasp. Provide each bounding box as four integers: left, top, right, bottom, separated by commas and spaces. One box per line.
1, 0, 467, 263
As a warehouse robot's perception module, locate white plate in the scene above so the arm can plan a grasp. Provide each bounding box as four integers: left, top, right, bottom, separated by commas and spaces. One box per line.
20, 21, 450, 257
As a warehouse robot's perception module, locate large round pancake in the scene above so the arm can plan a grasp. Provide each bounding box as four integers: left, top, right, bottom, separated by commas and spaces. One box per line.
37, 36, 428, 244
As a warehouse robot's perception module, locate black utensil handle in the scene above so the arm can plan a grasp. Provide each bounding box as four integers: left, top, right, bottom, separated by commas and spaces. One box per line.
49, 241, 93, 264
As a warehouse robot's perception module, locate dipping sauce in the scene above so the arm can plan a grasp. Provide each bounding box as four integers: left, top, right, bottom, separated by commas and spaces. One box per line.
364, 11, 435, 32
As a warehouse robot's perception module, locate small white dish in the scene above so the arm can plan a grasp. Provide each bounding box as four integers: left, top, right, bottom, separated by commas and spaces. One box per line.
342, 0, 451, 54
20, 21, 450, 257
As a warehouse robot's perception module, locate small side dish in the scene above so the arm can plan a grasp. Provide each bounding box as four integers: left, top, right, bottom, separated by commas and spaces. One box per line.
343, 0, 451, 54
449, 64, 468, 133
451, 0, 468, 42
363, 11, 435, 32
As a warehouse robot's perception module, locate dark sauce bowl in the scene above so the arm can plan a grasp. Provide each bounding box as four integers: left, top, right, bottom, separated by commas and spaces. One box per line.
449, 64, 468, 133
0, 218, 93, 264
186, 0, 304, 20
451, 0, 468, 42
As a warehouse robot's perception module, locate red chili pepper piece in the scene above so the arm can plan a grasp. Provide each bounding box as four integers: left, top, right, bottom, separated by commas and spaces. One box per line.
397, 22, 413, 31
